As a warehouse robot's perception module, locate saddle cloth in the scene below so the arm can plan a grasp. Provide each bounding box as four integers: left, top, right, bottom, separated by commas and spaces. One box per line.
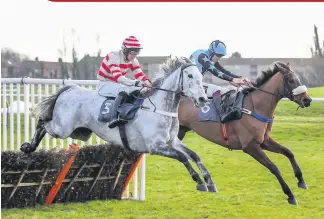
98, 93, 144, 123
198, 89, 245, 123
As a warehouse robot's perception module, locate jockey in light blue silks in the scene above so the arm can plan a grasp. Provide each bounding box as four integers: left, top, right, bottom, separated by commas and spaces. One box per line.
190, 40, 250, 97
96, 36, 152, 129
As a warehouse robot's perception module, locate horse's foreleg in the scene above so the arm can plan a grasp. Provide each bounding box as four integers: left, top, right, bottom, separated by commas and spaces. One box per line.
243, 139, 297, 205
178, 125, 191, 141
261, 137, 307, 190
20, 120, 47, 153
177, 143, 217, 192
150, 144, 208, 192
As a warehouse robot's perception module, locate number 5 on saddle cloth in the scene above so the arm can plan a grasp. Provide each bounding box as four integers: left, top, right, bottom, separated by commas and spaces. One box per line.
97, 82, 144, 125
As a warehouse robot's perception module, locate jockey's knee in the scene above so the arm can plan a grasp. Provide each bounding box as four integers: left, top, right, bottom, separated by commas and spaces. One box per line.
118, 91, 128, 97
205, 84, 223, 98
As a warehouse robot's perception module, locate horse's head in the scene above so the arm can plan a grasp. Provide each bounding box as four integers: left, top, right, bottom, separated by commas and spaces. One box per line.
153, 57, 207, 107
274, 62, 312, 108
179, 60, 208, 107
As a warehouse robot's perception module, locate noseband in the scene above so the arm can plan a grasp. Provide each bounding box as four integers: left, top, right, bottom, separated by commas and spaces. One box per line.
280, 73, 307, 101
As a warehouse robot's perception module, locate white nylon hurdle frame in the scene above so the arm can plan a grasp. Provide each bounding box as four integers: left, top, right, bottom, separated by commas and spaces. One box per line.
1, 77, 146, 201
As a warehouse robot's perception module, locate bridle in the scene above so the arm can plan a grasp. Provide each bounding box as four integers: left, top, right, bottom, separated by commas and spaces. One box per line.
130, 63, 197, 115
240, 71, 307, 101
136, 63, 196, 97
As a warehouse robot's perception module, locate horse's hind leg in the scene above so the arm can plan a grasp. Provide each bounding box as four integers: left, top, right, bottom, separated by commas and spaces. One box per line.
243, 139, 297, 205
20, 119, 46, 153
177, 143, 217, 192
150, 143, 208, 192
261, 137, 307, 190
178, 125, 191, 141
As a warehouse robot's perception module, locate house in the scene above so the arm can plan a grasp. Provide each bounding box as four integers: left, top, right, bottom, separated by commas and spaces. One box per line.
1, 58, 73, 79
1, 59, 23, 78
20, 59, 73, 79
2, 55, 323, 87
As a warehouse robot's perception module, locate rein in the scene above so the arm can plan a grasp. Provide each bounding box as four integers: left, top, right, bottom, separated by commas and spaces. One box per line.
235, 71, 307, 99
240, 83, 279, 97
130, 63, 196, 117
137, 63, 195, 94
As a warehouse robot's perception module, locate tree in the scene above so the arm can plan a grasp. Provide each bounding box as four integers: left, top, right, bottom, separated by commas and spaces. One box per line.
229, 52, 242, 58
1, 47, 30, 62
58, 34, 69, 79
58, 57, 68, 79
81, 54, 91, 80
96, 33, 102, 57
311, 25, 323, 58
1, 48, 30, 77
71, 28, 80, 79
308, 25, 324, 87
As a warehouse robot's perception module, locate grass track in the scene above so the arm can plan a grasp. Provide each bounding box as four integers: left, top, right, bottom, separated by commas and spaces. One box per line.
2, 87, 324, 219
2, 119, 324, 219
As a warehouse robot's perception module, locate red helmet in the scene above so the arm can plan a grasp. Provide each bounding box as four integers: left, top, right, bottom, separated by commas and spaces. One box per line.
122, 36, 142, 52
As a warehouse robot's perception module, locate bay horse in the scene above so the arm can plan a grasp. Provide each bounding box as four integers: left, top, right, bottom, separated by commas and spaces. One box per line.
177, 61, 312, 205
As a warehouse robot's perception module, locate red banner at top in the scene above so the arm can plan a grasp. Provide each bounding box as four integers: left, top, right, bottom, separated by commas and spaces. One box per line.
49, 0, 324, 2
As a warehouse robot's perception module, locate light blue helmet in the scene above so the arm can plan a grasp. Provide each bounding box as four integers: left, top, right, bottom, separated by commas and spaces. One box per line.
208, 40, 227, 57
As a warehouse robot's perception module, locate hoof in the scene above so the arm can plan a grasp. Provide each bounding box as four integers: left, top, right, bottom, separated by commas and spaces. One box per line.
20, 142, 35, 154
207, 184, 218, 193
298, 181, 308, 190
196, 184, 208, 192
288, 197, 298, 205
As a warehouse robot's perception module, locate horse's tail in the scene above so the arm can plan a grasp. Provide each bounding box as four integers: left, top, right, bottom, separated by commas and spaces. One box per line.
33, 85, 75, 121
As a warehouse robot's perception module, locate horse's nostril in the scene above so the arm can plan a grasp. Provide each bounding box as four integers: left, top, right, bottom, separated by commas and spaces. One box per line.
303, 99, 311, 107
199, 97, 206, 102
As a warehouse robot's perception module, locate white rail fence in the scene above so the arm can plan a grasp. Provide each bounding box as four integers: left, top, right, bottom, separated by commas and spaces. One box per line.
0, 78, 146, 201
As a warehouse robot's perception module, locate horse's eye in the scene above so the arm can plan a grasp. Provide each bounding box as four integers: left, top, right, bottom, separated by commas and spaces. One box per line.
188, 74, 193, 78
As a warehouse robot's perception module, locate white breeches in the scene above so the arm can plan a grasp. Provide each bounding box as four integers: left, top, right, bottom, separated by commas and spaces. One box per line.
203, 82, 231, 98
96, 80, 140, 97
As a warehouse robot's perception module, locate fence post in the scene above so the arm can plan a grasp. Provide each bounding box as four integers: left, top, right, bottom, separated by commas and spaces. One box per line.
24, 80, 30, 144
2, 84, 7, 151
9, 83, 14, 151
140, 154, 146, 201
16, 85, 21, 147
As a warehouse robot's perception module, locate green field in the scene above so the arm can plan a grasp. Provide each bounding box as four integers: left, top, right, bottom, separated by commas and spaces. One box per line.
307, 86, 324, 97
2, 87, 324, 219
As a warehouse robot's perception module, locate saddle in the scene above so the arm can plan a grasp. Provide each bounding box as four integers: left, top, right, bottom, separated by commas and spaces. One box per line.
98, 91, 144, 123
198, 89, 245, 123
217, 90, 245, 123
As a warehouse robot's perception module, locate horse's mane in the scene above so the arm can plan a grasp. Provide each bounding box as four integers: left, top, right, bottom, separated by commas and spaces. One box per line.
151, 56, 193, 88
251, 61, 290, 88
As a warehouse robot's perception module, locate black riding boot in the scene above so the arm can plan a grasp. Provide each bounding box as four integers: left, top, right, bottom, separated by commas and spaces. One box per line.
108, 92, 128, 129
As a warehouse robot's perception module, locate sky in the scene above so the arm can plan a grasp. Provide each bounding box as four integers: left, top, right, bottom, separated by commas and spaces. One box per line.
1, 0, 324, 62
